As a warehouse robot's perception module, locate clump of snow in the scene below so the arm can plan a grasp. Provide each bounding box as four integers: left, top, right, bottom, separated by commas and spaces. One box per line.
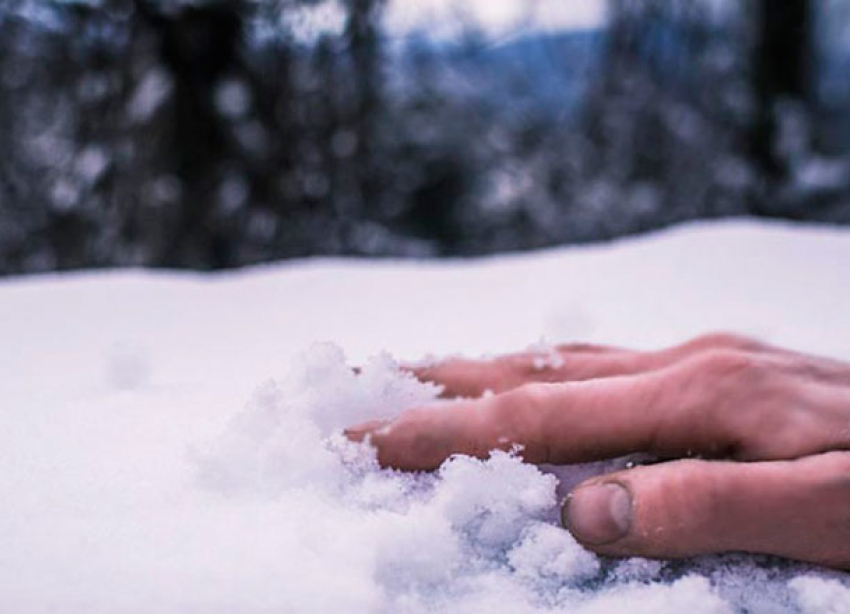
193, 343, 607, 611
527, 339, 567, 370
790, 576, 850, 614
508, 523, 600, 586
574, 576, 732, 614
190, 343, 850, 613
532, 354, 564, 370
608, 556, 666, 584
193, 343, 439, 497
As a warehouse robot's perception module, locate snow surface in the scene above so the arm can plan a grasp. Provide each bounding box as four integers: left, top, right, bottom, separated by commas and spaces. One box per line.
2, 219, 850, 613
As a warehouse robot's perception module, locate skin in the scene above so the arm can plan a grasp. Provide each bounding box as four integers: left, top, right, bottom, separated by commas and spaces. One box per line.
345, 333, 850, 570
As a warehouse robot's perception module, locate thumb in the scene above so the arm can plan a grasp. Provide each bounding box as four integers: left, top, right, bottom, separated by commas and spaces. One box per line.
561, 452, 850, 569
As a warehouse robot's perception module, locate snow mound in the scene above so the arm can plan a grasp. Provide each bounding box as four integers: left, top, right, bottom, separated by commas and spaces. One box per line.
5, 220, 850, 612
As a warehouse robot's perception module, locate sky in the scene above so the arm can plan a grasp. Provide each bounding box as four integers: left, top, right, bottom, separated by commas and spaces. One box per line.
281, 0, 607, 44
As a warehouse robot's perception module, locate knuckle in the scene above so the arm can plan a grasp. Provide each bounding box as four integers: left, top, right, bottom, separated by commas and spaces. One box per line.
674, 349, 781, 457
495, 382, 545, 409
396, 409, 438, 443
490, 383, 553, 444
818, 451, 850, 481
688, 332, 762, 353
687, 351, 824, 460
490, 385, 535, 428
509, 353, 543, 379
514, 382, 556, 414
808, 454, 850, 556
688, 348, 769, 384
390, 410, 452, 468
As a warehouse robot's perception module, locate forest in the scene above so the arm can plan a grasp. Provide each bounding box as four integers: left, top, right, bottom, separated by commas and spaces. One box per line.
0, 0, 848, 274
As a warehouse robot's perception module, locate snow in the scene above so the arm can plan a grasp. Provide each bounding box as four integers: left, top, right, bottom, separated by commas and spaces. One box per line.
276, 0, 606, 44
2, 219, 850, 612
384, 0, 606, 41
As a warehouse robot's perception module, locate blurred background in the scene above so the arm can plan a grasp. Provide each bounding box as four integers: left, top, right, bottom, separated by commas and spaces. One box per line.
1, 0, 848, 275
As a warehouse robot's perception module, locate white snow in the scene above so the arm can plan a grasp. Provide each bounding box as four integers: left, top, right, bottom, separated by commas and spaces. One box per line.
384, 0, 606, 41
278, 0, 605, 44
2, 219, 850, 612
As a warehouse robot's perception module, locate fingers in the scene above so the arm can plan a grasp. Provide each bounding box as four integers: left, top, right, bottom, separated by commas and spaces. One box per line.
346, 361, 723, 470
406, 350, 636, 398
562, 451, 850, 569
407, 332, 770, 399
350, 339, 850, 471
407, 345, 654, 399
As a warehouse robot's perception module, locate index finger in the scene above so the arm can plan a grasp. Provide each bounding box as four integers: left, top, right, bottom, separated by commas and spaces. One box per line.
345, 356, 728, 470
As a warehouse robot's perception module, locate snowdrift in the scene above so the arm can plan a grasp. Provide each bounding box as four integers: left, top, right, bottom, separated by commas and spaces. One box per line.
2, 219, 850, 612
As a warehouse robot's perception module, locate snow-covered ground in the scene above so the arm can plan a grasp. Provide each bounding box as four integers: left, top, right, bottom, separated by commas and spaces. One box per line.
2, 219, 850, 613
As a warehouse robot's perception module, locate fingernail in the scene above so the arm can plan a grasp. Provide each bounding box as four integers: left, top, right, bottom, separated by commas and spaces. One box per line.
343, 419, 389, 442
562, 483, 632, 545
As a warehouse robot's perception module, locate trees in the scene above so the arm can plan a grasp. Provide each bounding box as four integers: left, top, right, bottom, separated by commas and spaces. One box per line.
750, 0, 813, 214
0, 0, 848, 275
600, 0, 849, 223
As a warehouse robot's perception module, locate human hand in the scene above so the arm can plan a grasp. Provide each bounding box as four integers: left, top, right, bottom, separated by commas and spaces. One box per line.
345, 333, 850, 569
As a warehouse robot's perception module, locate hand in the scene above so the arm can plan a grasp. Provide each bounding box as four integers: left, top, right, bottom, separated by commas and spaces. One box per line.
345, 333, 850, 569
